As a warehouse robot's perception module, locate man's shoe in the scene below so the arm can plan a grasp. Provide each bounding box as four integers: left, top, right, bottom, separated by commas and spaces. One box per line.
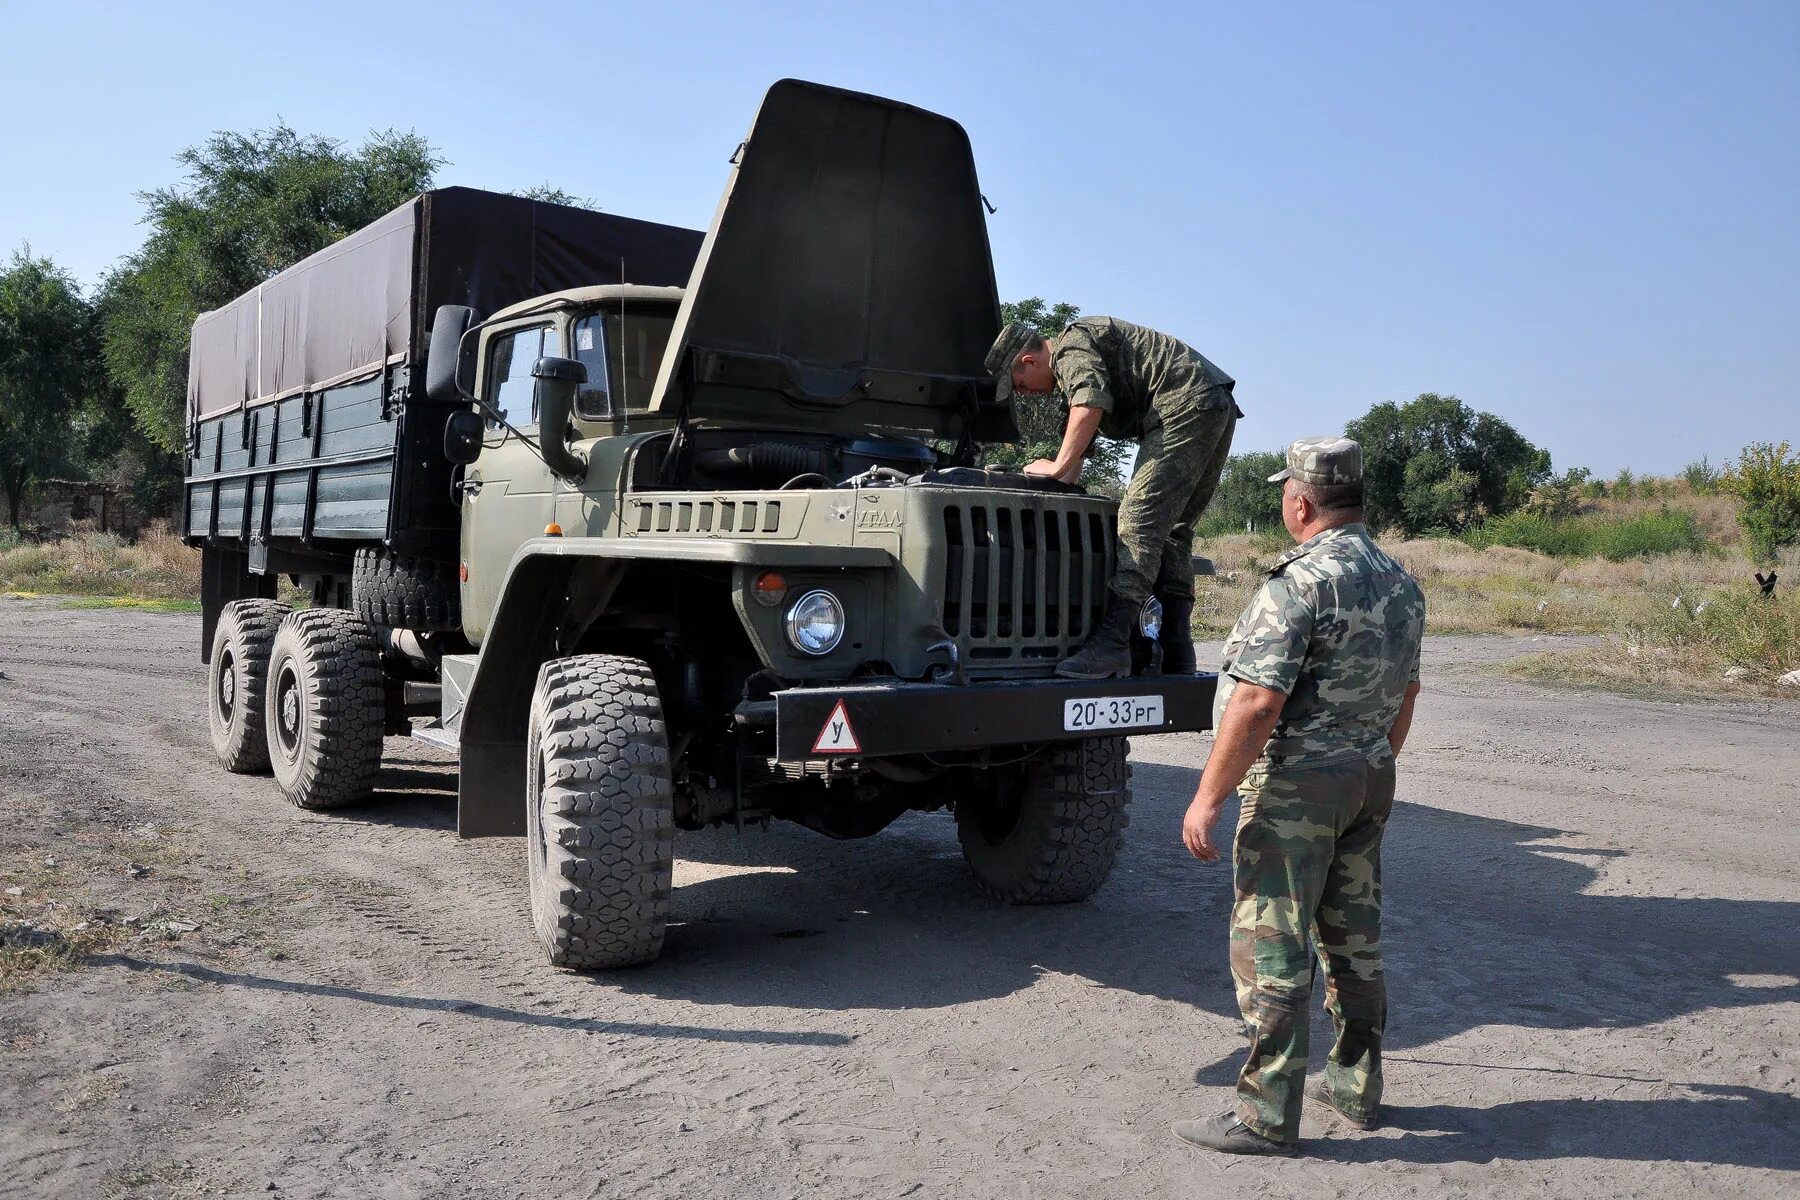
1170, 1111, 1298, 1157
1309, 1079, 1379, 1130
1156, 592, 1197, 674
1055, 596, 1137, 680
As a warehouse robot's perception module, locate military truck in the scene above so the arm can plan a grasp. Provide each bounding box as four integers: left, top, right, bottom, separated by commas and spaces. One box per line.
186, 80, 1218, 969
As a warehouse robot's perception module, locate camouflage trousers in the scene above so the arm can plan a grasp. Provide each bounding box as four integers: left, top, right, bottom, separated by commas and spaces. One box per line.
1111, 394, 1237, 605
1230, 754, 1393, 1143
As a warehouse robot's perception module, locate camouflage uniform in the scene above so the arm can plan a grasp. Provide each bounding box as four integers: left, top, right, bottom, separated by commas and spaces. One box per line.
1212, 447, 1426, 1144
1050, 317, 1237, 604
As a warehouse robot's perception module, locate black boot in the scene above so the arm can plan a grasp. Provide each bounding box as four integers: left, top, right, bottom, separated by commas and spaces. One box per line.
1157, 592, 1197, 675
1056, 596, 1137, 680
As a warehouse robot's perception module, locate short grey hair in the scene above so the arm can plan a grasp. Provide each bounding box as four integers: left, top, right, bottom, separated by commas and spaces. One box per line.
1293, 478, 1364, 513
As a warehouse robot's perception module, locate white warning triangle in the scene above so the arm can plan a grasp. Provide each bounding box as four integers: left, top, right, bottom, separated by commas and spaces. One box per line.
812, 699, 862, 755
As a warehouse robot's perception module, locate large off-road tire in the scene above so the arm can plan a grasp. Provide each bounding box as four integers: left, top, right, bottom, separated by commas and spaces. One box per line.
955, 737, 1132, 903
352, 546, 460, 631
525, 655, 675, 969
207, 599, 291, 773
265, 609, 386, 810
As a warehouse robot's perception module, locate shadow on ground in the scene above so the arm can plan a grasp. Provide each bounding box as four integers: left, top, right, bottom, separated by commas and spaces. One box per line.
293, 748, 1800, 1169
90, 955, 849, 1047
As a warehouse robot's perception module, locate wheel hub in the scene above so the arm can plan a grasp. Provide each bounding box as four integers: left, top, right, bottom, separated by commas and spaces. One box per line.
218, 651, 236, 718
274, 665, 302, 759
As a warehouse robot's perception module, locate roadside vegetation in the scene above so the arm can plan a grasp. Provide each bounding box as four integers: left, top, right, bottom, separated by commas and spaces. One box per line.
1195, 455, 1800, 698
0, 523, 200, 600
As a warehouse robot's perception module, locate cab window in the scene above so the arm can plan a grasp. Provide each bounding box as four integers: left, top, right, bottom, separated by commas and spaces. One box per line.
571, 317, 612, 419
485, 324, 559, 426
572, 305, 677, 417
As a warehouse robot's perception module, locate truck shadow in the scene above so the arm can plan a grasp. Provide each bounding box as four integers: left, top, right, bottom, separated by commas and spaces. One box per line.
634, 759, 1799, 1032
625, 755, 1800, 1042
606, 757, 1800, 1167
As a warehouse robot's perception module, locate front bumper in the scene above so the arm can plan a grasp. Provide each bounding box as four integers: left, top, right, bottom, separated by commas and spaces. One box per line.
765, 672, 1217, 761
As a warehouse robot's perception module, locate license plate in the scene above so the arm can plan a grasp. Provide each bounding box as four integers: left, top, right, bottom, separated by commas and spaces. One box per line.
1063, 694, 1165, 732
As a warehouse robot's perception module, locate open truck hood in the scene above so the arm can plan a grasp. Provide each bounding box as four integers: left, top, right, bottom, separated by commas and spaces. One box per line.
646, 80, 1016, 442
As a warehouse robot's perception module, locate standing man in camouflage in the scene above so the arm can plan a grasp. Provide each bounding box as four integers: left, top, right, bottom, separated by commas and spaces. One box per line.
1171, 438, 1425, 1157
985, 316, 1239, 679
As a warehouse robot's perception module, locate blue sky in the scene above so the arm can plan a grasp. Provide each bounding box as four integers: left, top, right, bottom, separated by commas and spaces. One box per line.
2, 1, 1794, 474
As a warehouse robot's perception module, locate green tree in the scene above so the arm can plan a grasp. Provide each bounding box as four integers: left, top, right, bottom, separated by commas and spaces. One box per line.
101, 123, 443, 453
0, 250, 94, 528
981, 298, 1128, 493
1724, 441, 1800, 563
1345, 392, 1549, 535
1195, 450, 1287, 536
513, 184, 599, 209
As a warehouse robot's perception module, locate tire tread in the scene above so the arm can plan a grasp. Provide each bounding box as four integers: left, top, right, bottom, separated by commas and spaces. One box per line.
957, 738, 1132, 904
267, 608, 385, 810
527, 654, 674, 969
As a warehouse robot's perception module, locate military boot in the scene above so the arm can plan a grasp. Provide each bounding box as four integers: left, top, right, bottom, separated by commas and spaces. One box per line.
1157, 592, 1197, 674
1170, 1111, 1298, 1157
1055, 596, 1137, 680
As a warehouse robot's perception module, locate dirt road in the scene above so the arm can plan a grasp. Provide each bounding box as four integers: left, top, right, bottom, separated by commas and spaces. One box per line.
1, 601, 1795, 1198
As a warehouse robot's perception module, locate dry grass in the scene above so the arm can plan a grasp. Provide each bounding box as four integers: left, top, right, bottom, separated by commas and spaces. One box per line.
0, 522, 202, 599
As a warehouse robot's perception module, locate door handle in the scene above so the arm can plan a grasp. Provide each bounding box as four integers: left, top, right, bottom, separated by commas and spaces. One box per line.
457, 478, 484, 497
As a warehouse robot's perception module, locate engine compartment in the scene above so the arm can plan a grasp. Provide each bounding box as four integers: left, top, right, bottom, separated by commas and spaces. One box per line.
631, 428, 1087, 496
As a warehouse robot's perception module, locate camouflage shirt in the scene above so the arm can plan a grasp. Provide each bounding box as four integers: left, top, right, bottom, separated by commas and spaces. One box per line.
1214, 524, 1425, 767
1052, 317, 1235, 441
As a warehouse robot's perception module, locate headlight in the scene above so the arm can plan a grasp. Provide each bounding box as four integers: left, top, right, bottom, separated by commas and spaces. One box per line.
1138, 596, 1164, 640
785, 589, 845, 656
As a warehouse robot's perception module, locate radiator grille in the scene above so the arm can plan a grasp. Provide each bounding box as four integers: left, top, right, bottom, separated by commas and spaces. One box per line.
940, 502, 1114, 663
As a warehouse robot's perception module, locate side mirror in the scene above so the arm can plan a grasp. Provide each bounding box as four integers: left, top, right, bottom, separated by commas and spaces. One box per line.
532, 356, 589, 481
444, 409, 484, 465
425, 305, 477, 403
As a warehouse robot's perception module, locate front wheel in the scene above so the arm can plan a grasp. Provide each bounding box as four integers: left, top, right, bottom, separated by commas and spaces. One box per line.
526, 655, 674, 969
955, 738, 1132, 903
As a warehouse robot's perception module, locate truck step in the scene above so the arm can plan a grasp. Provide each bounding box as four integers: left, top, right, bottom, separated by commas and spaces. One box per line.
409, 722, 459, 755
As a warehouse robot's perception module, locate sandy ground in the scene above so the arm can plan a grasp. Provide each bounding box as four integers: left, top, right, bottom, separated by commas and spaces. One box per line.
0, 601, 1796, 1199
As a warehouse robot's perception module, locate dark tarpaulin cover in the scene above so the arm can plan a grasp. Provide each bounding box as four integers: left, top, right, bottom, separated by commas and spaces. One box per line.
187, 187, 702, 422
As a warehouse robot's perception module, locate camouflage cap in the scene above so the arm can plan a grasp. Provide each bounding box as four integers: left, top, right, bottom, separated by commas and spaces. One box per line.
984, 322, 1039, 403
1268, 437, 1363, 485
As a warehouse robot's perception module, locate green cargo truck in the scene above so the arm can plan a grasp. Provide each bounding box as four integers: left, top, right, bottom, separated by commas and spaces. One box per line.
187, 79, 1217, 969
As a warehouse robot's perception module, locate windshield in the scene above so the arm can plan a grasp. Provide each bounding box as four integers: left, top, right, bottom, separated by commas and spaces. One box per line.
572, 303, 679, 418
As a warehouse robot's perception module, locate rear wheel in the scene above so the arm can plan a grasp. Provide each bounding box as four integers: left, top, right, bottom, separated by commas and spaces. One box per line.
265, 609, 386, 810
207, 599, 291, 772
526, 655, 675, 969
955, 737, 1132, 903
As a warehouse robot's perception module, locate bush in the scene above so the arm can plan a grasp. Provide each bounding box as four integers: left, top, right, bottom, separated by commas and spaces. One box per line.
1682, 457, 1721, 495
0, 523, 200, 597
1464, 506, 1711, 560
1613, 468, 1635, 500
1527, 467, 1590, 521
1723, 441, 1800, 564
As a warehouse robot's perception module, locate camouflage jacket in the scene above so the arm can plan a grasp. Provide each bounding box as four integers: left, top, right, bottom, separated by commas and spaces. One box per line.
1052, 317, 1235, 441
1214, 524, 1425, 767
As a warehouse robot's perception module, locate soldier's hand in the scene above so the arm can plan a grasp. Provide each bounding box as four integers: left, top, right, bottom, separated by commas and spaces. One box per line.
1022, 458, 1061, 477
1182, 797, 1224, 862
